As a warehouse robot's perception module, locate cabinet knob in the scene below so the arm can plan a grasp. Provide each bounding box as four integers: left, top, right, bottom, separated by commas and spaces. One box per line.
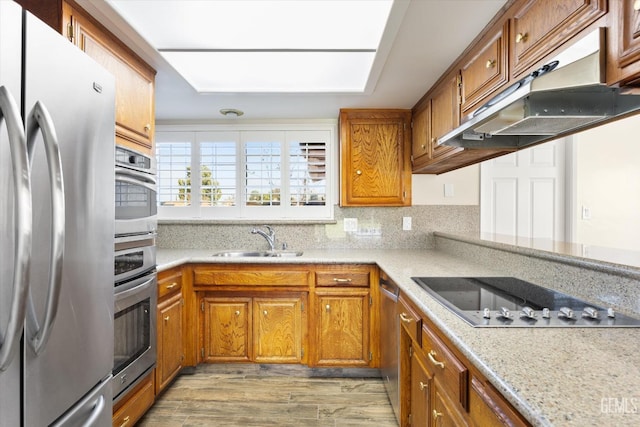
263, 310, 268, 316
432, 409, 443, 420
431, 137, 437, 144
235, 310, 240, 316
356, 170, 362, 175
325, 304, 331, 312
164, 315, 170, 322
515, 32, 528, 43
419, 381, 427, 391
421, 144, 426, 150
144, 124, 151, 132
485, 59, 496, 69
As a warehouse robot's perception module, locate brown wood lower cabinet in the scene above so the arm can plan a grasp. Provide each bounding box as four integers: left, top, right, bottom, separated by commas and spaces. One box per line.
112, 372, 154, 427
398, 288, 529, 427
200, 292, 307, 364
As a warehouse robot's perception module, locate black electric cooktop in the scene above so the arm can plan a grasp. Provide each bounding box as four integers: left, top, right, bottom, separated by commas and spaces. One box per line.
411, 277, 640, 327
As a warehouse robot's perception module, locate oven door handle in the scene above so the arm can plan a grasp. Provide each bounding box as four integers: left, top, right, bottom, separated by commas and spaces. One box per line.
25, 100, 65, 356
116, 166, 157, 186
115, 274, 156, 306
0, 86, 32, 372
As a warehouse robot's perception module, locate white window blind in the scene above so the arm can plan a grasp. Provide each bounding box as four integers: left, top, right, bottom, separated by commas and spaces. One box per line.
156, 125, 335, 220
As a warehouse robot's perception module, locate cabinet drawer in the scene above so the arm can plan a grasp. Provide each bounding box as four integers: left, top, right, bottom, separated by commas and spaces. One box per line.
422, 326, 469, 410
398, 295, 422, 345
158, 269, 183, 299
316, 271, 370, 287
194, 269, 309, 287
112, 373, 154, 427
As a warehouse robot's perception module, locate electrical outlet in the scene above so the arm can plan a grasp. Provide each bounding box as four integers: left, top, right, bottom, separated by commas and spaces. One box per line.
402, 217, 412, 231
344, 218, 358, 232
444, 183, 455, 198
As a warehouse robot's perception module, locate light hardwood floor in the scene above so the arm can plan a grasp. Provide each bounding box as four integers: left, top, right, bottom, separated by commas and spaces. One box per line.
139, 364, 399, 426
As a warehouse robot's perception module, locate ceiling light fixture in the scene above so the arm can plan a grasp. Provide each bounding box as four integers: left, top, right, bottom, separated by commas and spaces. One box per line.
219, 108, 244, 117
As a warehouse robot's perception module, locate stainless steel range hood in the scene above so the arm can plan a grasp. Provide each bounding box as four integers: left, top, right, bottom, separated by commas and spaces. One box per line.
439, 29, 640, 149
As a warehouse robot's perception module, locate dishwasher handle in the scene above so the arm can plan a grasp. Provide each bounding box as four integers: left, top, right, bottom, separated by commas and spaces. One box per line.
379, 277, 400, 301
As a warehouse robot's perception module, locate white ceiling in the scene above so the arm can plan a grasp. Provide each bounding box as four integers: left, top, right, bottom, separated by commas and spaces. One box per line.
76, 0, 507, 122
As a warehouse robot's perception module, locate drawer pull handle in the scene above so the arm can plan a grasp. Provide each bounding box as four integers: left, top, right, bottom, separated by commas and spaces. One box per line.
326, 304, 331, 312
120, 416, 131, 427
432, 409, 443, 420
333, 278, 352, 283
399, 313, 413, 323
485, 59, 496, 69
428, 350, 445, 369
166, 282, 178, 289
235, 310, 240, 316
419, 381, 427, 391
515, 32, 528, 43
164, 316, 170, 322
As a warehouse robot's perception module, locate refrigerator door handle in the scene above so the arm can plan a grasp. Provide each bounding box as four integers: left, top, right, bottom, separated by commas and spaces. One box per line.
25, 100, 65, 355
0, 86, 32, 372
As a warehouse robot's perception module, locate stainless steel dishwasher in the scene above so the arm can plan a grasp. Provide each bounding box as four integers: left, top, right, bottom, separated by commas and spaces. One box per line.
379, 271, 400, 423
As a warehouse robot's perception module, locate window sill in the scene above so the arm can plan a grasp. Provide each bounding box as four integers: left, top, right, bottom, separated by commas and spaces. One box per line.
158, 218, 337, 226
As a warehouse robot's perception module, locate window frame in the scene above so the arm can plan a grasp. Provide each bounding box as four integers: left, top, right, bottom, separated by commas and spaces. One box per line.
155, 122, 337, 221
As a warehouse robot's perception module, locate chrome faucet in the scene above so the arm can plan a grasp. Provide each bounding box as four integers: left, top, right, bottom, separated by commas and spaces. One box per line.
251, 225, 276, 251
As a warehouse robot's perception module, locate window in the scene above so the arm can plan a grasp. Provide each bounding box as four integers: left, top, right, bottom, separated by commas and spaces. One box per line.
156, 125, 334, 220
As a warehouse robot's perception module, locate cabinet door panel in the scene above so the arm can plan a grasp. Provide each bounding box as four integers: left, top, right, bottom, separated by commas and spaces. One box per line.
203, 297, 251, 362
340, 110, 411, 206
157, 292, 183, 393
253, 297, 304, 363
431, 72, 460, 159
315, 291, 369, 366
410, 351, 432, 427
512, 0, 606, 77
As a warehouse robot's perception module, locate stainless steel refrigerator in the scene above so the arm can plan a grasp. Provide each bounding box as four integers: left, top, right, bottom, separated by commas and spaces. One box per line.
1, 2, 115, 426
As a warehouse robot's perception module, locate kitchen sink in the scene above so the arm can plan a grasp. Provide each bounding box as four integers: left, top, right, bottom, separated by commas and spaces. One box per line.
212, 250, 303, 257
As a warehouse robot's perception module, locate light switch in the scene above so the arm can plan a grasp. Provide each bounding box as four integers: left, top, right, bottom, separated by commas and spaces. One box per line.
444, 183, 454, 198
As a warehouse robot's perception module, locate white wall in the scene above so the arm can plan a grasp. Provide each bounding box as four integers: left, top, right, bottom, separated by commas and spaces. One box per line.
412, 164, 479, 205
574, 115, 640, 251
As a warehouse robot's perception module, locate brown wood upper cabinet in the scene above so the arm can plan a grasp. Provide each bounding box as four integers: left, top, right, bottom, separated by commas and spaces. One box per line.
339, 109, 412, 206
609, 0, 640, 85
460, 21, 510, 117
511, 0, 607, 78
62, 1, 156, 155
17, 1, 157, 155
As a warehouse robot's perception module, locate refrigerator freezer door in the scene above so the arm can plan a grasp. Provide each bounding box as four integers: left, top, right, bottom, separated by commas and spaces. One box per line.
0, 3, 26, 427
23, 11, 115, 427
50, 376, 113, 427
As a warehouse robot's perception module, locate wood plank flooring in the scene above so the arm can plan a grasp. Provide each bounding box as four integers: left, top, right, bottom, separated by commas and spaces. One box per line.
138, 364, 399, 426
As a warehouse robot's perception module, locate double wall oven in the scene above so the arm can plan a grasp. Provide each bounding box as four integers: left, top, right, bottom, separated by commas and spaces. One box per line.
113, 145, 158, 402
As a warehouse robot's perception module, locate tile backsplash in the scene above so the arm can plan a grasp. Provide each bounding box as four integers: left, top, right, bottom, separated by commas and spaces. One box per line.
157, 205, 479, 250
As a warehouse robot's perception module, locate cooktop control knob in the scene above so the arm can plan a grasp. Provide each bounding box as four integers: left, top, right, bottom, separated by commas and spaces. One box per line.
582, 306, 599, 320
497, 307, 513, 319
520, 306, 537, 320
558, 307, 575, 319
482, 308, 491, 319
607, 308, 616, 318
541, 308, 551, 319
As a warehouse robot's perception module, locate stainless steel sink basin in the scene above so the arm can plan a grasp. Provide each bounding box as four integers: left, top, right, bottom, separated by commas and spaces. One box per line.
212, 250, 303, 257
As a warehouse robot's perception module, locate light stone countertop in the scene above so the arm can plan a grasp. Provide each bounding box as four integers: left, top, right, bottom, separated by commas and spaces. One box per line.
156, 248, 640, 427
